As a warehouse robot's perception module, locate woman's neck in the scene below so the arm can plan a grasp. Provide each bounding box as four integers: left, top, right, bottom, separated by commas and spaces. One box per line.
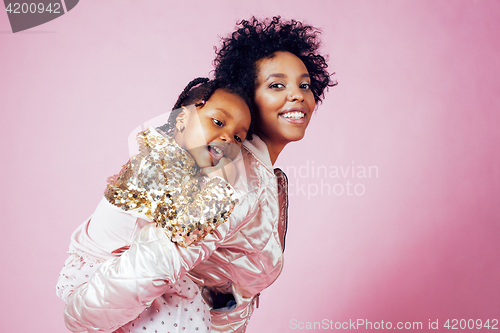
257, 135, 287, 165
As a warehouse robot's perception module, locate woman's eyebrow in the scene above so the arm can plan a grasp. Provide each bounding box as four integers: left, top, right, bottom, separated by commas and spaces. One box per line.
266, 73, 286, 80
265, 73, 310, 80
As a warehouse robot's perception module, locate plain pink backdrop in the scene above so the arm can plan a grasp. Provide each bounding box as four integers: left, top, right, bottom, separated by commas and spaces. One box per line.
1, 1, 499, 332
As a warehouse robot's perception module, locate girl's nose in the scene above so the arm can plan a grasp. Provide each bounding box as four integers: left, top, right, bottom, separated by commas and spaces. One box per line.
220, 132, 233, 143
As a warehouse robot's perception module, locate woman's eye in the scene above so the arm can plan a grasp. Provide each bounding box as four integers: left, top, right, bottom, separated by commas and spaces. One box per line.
234, 135, 242, 143
300, 83, 311, 90
213, 118, 223, 127
269, 83, 285, 89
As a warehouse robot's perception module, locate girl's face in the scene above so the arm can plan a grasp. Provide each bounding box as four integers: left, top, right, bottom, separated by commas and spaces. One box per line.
253, 51, 316, 149
174, 89, 251, 168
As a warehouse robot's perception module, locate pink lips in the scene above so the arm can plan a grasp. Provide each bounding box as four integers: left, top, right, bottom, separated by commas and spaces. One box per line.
207, 142, 227, 166
279, 106, 307, 124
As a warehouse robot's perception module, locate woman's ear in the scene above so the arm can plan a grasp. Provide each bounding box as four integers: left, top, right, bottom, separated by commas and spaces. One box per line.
175, 106, 189, 132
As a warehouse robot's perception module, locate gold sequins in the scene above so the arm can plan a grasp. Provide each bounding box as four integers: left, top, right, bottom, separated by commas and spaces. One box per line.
105, 128, 237, 247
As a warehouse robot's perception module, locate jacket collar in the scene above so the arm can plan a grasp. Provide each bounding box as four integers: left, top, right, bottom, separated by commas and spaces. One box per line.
242, 135, 273, 171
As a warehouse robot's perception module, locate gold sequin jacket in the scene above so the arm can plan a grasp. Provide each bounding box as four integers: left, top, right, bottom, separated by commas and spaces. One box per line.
56, 134, 288, 333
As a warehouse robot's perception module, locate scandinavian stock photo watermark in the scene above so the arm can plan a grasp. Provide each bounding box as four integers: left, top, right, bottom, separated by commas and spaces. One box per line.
289, 318, 499, 330
283, 161, 379, 199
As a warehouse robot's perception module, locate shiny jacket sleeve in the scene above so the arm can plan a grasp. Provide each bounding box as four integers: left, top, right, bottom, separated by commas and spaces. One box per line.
63, 222, 183, 333
62, 200, 256, 333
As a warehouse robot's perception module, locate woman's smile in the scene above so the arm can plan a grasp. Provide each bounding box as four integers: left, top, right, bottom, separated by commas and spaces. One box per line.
279, 106, 307, 123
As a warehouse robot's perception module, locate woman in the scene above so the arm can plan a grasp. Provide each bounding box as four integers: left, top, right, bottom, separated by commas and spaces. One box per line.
57, 17, 335, 333
188, 17, 336, 332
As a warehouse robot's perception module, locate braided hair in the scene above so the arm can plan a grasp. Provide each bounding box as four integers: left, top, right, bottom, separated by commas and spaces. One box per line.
159, 77, 254, 139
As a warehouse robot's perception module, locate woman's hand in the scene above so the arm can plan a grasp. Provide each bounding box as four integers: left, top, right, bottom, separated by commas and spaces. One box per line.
200, 157, 237, 185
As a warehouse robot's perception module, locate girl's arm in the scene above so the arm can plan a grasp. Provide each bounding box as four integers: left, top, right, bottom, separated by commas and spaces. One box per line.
59, 178, 256, 332
58, 129, 259, 332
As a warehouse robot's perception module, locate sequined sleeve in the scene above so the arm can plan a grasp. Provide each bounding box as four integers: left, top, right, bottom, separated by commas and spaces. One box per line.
159, 177, 238, 247
104, 128, 238, 247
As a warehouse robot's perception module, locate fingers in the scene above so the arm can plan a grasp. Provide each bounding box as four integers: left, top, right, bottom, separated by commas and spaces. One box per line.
200, 158, 230, 174
200, 158, 237, 185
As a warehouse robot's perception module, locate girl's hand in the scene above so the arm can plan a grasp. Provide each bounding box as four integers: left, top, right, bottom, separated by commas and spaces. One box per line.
200, 157, 237, 185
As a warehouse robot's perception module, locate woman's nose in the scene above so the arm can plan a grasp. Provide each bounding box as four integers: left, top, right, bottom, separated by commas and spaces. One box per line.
288, 86, 305, 102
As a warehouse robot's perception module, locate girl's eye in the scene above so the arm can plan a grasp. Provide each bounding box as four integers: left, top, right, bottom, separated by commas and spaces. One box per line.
269, 83, 285, 89
213, 118, 223, 127
300, 83, 311, 90
234, 135, 242, 143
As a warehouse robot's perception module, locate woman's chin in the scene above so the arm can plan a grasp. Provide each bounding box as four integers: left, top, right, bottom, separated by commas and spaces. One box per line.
280, 122, 310, 143
283, 130, 307, 144
257, 130, 307, 149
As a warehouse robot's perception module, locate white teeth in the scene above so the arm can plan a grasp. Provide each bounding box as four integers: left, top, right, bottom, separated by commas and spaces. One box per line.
281, 111, 305, 119
211, 146, 222, 154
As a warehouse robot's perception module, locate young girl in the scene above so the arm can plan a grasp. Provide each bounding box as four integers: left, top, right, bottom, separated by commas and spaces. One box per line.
56, 78, 252, 333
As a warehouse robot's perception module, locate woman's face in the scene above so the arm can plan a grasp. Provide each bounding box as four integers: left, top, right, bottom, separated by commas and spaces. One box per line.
253, 51, 316, 149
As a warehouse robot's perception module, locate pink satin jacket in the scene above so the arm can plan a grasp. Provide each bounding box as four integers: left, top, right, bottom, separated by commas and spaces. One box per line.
56, 135, 288, 333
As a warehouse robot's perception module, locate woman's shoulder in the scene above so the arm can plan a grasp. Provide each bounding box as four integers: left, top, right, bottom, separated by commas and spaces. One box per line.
242, 135, 274, 174
227, 136, 277, 212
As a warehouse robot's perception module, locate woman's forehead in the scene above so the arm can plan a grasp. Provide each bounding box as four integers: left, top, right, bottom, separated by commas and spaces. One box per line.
256, 51, 309, 78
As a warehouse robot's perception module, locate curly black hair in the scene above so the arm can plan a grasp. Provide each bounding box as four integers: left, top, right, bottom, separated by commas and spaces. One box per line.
159, 77, 254, 139
214, 16, 337, 105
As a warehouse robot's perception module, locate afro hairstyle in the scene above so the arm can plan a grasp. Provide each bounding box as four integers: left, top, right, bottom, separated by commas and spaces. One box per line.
213, 16, 337, 105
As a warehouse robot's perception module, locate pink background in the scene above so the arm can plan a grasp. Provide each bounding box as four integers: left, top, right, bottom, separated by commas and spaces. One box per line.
1, 1, 499, 332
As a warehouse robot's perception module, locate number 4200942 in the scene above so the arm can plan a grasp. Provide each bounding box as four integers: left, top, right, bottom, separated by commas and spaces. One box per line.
5, 3, 62, 14
444, 319, 498, 330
